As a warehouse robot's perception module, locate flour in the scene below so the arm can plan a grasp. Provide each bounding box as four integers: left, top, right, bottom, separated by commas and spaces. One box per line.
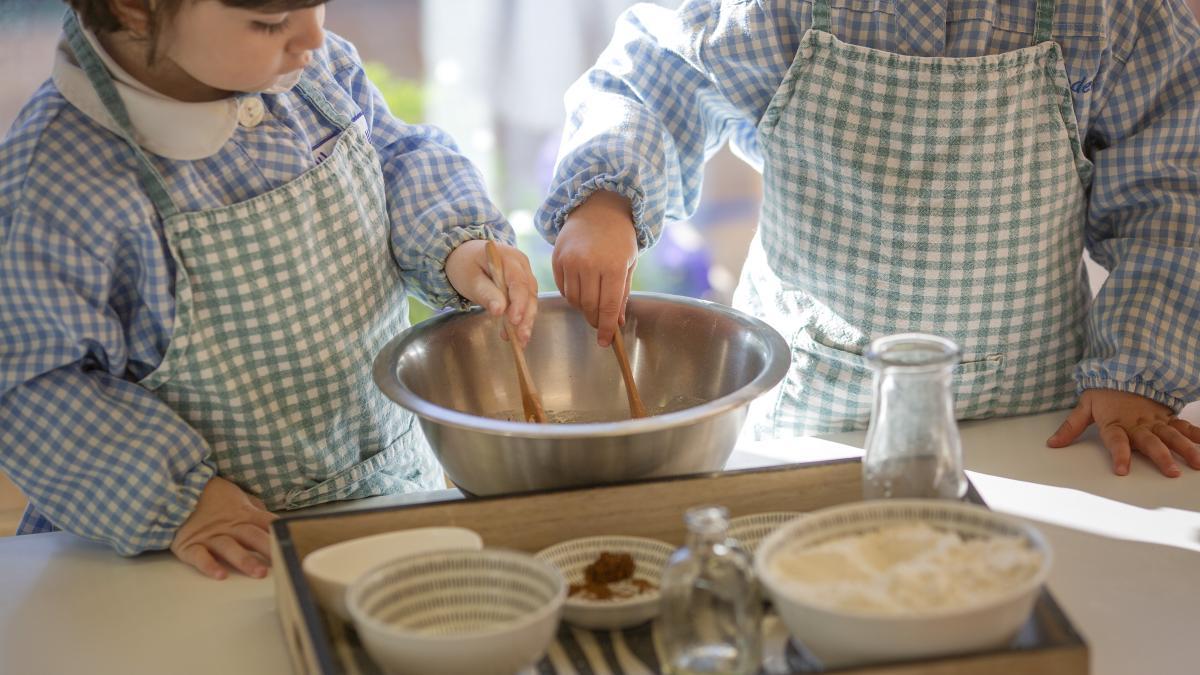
768, 523, 1043, 614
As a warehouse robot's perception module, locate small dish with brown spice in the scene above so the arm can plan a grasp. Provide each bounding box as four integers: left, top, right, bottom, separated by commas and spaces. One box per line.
535, 535, 674, 630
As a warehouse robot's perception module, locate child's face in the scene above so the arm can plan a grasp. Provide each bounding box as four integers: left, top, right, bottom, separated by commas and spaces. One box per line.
160, 1, 326, 94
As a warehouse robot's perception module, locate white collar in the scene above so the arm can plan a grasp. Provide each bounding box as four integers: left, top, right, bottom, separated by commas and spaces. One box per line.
51, 28, 240, 160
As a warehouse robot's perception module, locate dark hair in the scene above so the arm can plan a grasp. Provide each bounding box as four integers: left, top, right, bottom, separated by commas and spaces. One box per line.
65, 0, 328, 60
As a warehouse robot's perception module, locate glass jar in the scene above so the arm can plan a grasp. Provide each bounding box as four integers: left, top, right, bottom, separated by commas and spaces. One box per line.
659, 505, 762, 675
861, 333, 967, 500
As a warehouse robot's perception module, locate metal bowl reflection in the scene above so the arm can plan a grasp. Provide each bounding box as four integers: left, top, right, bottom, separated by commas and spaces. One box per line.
373, 292, 789, 496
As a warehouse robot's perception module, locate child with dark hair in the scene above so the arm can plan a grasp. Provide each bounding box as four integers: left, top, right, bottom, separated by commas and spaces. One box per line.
0, 0, 539, 579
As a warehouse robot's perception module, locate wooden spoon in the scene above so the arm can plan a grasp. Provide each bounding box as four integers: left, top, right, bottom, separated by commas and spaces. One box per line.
484, 241, 547, 423
611, 327, 648, 419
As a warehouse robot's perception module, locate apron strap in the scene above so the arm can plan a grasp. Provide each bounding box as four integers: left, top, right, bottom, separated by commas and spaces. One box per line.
62, 11, 180, 220
294, 79, 352, 131
811, 0, 832, 34
1034, 0, 1056, 44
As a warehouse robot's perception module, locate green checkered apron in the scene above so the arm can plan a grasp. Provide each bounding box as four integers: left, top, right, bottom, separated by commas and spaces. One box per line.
735, 0, 1094, 439
65, 15, 441, 510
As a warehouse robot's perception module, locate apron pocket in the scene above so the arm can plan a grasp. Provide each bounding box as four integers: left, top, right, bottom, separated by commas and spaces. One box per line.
783, 328, 1004, 433
779, 329, 876, 434
952, 353, 1004, 419
283, 416, 417, 510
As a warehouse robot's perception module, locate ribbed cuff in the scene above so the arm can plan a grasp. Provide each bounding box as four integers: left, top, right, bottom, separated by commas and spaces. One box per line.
1077, 376, 1187, 414
549, 175, 652, 250
421, 223, 515, 310
115, 459, 216, 556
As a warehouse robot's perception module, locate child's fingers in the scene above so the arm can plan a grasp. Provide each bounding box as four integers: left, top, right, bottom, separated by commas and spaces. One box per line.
619, 267, 633, 328
1098, 425, 1132, 475
1128, 426, 1181, 477
177, 543, 228, 580
249, 507, 278, 531
1169, 418, 1200, 444
578, 271, 602, 330
233, 522, 274, 560
564, 270, 582, 317
501, 254, 533, 323
505, 281, 535, 343
472, 274, 507, 317
596, 276, 624, 347
209, 534, 269, 579
1156, 424, 1200, 470
1046, 404, 1092, 447
504, 270, 538, 346
552, 253, 566, 297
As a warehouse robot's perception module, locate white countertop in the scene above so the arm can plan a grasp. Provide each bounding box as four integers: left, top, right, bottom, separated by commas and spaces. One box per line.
2, 407, 1198, 675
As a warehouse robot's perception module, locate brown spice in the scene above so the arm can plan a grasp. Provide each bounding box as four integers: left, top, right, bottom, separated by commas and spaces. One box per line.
568, 551, 658, 601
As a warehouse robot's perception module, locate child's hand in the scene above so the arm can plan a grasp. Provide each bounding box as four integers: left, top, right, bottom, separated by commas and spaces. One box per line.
1047, 389, 1200, 477
170, 476, 277, 580
446, 240, 538, 346
553, 191, 638, 347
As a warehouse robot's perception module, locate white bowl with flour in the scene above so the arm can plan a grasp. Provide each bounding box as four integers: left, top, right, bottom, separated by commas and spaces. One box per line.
754, 499, 1051, 667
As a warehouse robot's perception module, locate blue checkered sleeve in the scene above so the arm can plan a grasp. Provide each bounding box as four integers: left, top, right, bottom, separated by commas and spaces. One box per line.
534, 0, 780, 250
1076, 1, 1200, 411
0, 197, 213, 553
324, 34, 515, 310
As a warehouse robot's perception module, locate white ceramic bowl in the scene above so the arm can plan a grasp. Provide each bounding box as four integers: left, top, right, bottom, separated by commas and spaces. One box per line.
302, 527, 483, 621
536, 535, 673, 630
754, 499, 1052, 668
728, 511, 804, 555
347, 548, 565, 675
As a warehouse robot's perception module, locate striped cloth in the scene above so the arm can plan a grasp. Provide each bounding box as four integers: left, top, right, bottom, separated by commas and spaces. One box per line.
332, 608, 1068, 674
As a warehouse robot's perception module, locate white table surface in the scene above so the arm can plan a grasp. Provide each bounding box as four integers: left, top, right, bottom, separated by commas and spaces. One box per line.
2, 406, 1197, 675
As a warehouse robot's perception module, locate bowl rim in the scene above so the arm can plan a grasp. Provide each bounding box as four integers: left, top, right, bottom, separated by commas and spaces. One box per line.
753, 499, 1053, 621
372, 291, 791, 438
346, 547, 566, 642
728, 511, 806, 528
535, 535, 673, 608
301, 526, 484, 584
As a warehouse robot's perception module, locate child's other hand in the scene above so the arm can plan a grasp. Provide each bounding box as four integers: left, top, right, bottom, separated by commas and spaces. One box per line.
170, 476, 277, 580
446, 240, 538, 346
1047, 389, 1200, 477
554, 190, 638, 347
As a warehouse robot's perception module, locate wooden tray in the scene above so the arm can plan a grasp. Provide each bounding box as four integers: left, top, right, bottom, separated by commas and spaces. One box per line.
271, 459, 1088, 674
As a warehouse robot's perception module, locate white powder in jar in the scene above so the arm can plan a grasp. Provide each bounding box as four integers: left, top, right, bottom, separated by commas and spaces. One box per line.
768, 523, 1043, 614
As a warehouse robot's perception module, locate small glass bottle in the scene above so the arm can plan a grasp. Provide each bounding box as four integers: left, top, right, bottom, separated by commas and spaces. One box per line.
861, 333, 968, 500
659, 505, 762, 675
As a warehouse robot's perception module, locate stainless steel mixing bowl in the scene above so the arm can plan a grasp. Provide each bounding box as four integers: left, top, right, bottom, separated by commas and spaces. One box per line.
373, 292, 790, 496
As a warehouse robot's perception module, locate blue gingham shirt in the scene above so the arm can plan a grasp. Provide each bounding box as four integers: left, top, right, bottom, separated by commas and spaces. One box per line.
0, 32, 512, 553
537, 0, 1200, 411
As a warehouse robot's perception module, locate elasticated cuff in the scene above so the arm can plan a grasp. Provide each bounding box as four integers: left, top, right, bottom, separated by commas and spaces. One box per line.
1076, 376, 1187, 414
420, 222, 515, 310
548, 175, 653, 251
